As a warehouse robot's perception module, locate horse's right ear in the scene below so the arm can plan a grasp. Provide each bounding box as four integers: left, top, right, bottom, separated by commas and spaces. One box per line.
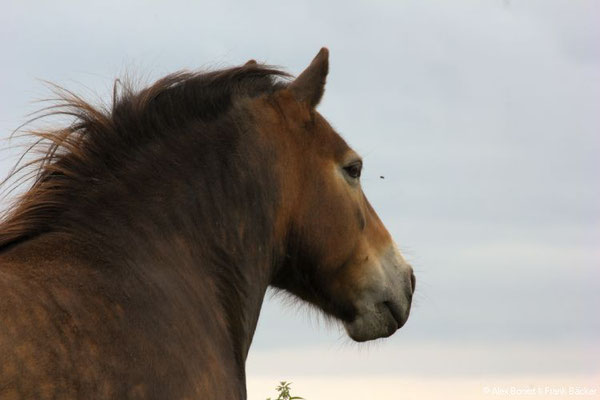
289, 47, 329, 108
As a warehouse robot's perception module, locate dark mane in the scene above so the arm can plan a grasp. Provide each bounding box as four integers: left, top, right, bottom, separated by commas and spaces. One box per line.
0, 64, 290, 250
0, 50, 414, 398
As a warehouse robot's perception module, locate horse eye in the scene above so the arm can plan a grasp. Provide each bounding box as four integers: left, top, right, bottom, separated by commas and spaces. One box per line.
343, 161, 362, 179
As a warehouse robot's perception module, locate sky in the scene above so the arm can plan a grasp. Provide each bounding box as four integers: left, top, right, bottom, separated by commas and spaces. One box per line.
1, 1, 599, 399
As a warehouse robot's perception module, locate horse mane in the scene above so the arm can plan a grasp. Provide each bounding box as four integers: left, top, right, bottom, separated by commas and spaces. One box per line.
0, 64, 290, 250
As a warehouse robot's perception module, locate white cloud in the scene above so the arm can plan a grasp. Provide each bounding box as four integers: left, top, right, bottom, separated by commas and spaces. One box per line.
247, 340, 600, 377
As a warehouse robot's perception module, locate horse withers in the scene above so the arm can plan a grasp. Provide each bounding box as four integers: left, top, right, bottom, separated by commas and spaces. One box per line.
0, 48, 415, 399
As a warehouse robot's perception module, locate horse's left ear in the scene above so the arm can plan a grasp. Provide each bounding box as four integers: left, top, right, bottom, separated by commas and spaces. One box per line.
289, 47, 329, 108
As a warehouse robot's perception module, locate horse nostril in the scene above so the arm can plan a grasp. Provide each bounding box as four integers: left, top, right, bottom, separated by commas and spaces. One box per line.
410, 271, 416, 294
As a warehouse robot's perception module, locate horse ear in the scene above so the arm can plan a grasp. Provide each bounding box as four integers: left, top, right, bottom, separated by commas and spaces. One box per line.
244, 59, 257, 66
289, 47, 329, 108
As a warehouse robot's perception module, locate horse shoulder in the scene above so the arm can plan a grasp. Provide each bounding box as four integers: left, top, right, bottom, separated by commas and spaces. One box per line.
0, 235, 132, 398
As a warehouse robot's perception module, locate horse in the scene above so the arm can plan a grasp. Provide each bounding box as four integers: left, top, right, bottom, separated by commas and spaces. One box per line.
0, 48, 415, 399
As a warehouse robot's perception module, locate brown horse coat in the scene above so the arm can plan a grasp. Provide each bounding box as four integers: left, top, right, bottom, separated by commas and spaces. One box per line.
0, 49, 414, 399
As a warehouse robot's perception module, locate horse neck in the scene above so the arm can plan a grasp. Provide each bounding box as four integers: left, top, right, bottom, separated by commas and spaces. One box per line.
59, 122, 282, 381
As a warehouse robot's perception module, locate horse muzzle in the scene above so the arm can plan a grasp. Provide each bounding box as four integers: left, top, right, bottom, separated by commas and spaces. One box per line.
343, 245, 415, 342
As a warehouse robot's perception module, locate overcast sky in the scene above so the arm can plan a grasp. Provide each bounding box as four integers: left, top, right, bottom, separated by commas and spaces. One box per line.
1, 1, 599, 399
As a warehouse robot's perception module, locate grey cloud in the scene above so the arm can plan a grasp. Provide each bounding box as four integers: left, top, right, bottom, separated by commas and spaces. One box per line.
1, 0, 598, 376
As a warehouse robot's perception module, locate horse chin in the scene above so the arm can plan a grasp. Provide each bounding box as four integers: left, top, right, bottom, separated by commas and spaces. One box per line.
343, 301, 409, 342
